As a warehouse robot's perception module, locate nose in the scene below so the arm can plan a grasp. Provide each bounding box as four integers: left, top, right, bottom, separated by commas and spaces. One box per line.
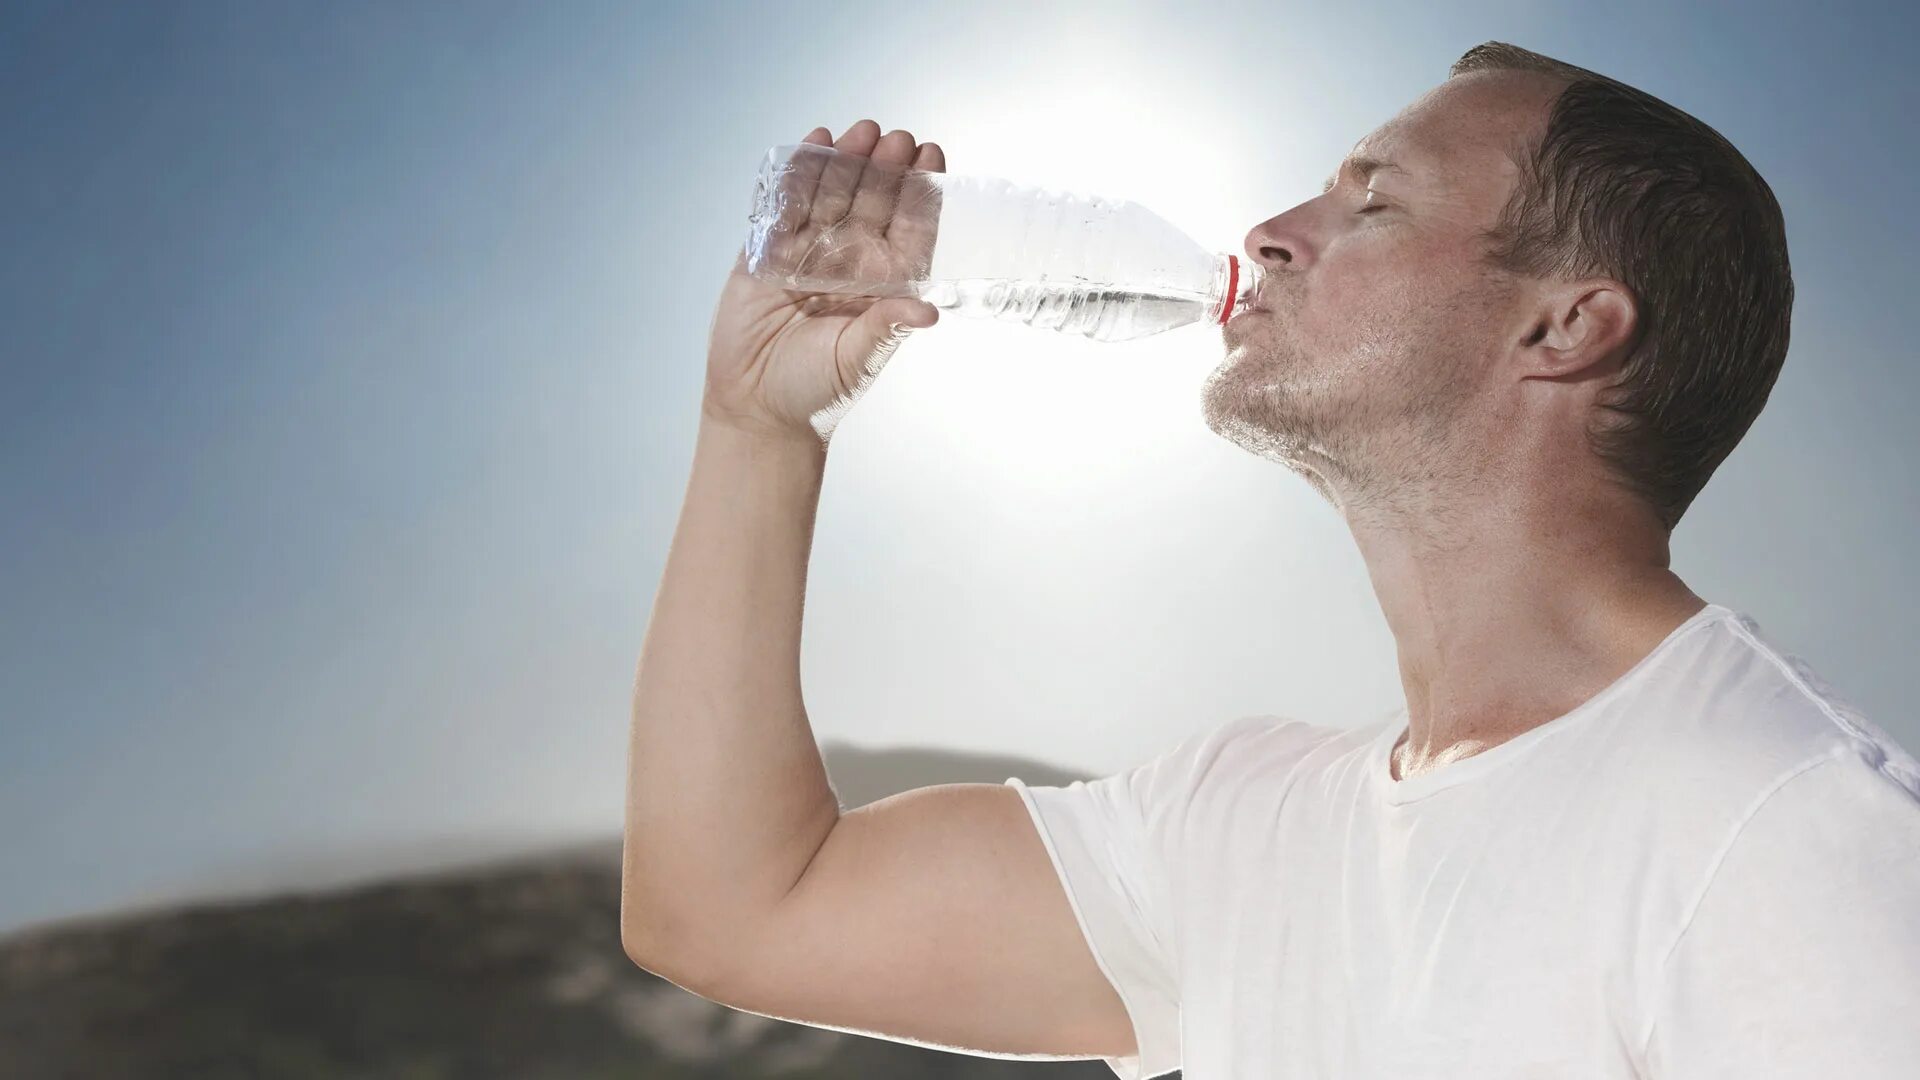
1243, 209, 1309, 273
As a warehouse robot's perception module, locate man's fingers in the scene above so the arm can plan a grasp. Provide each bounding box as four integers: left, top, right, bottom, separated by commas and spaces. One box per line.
848, 129, 915, 232
836, 119, 883, 151
865, 128, 917, 170
889, 139, 943, 257
774, 127, 834, 234
810, 120, 882, 228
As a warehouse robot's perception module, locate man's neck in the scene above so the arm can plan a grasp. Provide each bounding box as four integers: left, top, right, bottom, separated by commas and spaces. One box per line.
1347, 480, 1705, 782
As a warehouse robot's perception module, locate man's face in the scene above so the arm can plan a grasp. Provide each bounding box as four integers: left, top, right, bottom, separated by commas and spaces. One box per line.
1202, 71, 1564, 509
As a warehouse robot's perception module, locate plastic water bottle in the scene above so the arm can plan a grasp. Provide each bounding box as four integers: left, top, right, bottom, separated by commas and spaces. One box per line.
742, 142, 1263, 342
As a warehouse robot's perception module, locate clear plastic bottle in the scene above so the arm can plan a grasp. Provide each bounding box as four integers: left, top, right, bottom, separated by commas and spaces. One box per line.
742, 143, 1263, 342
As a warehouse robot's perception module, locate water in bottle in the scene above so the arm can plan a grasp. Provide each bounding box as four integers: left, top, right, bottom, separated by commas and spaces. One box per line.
742, 142, 1263, 342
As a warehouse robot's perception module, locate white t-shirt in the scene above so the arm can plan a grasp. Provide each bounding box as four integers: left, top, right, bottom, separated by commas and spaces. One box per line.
1005, 601, 1920, 1078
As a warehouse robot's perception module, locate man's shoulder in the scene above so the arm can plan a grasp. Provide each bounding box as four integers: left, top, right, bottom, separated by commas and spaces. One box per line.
1182, 712, 1370, 782
1622, 606, 1919, 813
1127, 711, 1378, 827
1209, 711, 1362, 754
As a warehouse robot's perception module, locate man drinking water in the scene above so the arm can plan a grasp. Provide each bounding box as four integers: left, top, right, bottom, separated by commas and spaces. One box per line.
621, 40, 1920, 1078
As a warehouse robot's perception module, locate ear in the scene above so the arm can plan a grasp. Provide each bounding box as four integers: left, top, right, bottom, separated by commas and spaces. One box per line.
1515, 278, 1638, 383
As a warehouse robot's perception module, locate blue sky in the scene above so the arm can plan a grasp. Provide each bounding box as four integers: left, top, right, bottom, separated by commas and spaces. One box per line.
4, 0, 1916, 932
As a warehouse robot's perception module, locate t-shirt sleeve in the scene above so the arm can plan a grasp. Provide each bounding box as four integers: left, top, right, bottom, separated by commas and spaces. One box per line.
1644, 747, 1920, 1078
1002, 714, 1289, 1080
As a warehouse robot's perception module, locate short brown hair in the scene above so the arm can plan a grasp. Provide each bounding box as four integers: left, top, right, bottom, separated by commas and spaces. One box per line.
1450, 42, 1793, 531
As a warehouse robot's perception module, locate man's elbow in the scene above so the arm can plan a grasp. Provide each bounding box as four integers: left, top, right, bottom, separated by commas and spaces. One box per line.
620, 895, 679, 966
619, 913, 664, 973
619, 899, 721, 992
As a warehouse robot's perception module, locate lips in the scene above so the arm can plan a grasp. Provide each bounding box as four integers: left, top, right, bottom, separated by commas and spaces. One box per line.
1243, 285, 1283, 315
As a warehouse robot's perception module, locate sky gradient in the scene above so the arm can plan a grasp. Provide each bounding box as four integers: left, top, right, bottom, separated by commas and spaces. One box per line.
4, 0, 1917, 932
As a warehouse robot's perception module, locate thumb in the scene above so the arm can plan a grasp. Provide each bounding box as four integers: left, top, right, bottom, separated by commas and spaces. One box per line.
869, 297, 939, 333
837, 297, 939, 384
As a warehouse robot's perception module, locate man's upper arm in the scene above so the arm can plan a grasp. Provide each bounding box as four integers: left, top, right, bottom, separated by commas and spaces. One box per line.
1644, 749, 1920, 1077
655, 780, 1141, 1063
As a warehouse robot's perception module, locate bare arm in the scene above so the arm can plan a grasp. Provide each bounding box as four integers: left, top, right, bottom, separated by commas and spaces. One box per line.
621, 120, 1136, 1059
620, 416, 841, 957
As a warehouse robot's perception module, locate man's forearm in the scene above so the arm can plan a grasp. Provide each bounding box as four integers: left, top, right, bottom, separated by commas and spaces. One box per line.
621, 413, 841, 964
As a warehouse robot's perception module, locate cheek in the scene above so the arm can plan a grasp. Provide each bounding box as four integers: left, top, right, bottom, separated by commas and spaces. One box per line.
1296, 249, 1421, 344
1302, 233, 1479, 342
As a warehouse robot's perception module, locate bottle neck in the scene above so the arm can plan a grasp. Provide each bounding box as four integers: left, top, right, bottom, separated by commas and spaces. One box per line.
1208, 254, 1263, 325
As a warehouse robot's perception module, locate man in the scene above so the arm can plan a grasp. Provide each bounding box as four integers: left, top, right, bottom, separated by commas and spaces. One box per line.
622, 40, 1920, 1078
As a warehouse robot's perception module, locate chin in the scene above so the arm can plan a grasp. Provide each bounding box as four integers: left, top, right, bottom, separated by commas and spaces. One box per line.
1203, 341, 1334, 450
1203, 347, 1284, 434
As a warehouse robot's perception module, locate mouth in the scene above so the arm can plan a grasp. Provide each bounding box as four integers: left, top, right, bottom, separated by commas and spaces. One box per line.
1222, 259, 1271, 321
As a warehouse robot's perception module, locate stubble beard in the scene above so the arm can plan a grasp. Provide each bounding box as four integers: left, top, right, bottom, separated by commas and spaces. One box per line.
1201, 312, 1478, 518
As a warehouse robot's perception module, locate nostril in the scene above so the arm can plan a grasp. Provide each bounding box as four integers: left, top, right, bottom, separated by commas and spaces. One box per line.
1260, 245, 1292, 264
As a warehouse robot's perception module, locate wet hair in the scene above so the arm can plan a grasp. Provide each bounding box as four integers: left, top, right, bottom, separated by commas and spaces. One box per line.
1449, 41, 1793, 531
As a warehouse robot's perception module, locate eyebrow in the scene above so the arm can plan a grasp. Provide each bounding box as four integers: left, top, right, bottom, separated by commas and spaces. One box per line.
1320, 154, 1407, 195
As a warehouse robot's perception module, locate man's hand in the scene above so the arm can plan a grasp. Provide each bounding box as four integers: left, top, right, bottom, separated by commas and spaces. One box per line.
704, 120, 945, 447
